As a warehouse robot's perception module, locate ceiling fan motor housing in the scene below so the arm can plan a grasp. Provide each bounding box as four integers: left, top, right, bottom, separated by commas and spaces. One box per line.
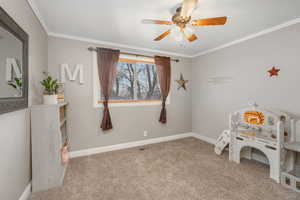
172, 7, 191, 29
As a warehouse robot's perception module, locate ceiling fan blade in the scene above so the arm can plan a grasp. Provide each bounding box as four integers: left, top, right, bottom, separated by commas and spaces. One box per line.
187, 34, 197, 42
182, 28, 197, 42
154, 30, 171, 41
191, 17, 227, 26
142, 19, 172, 25
181, 0, 198, 18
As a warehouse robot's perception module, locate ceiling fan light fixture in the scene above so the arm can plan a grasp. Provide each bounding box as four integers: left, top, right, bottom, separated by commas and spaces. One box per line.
171, 26, 184, 42
171, 25, 181, 34
184, 26, 195, 37
183, 26, 197, 42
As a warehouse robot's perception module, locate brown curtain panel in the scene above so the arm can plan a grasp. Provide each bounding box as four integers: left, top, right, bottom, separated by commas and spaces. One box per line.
97, 48, 120, 131
154, 56, 171, 124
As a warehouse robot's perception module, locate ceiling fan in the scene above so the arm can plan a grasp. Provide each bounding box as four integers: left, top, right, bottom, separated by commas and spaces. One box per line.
142, 0, 227, 42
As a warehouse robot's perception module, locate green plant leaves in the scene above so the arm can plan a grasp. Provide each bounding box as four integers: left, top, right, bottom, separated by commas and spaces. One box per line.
41, 74, 59, 95
8, 77, 22, 91
8, 83, 17, 89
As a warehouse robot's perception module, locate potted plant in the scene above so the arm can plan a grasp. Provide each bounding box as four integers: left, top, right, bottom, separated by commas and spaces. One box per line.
41, 72, 59, 104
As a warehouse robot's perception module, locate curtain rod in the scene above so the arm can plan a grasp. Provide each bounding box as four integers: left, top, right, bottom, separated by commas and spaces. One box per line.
87, 47, 180, 63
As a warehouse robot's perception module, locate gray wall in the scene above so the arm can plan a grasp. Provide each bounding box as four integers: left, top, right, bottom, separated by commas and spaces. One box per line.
48, 36, 192, 151
191, 23, 300, 141
0, 0, 48, 200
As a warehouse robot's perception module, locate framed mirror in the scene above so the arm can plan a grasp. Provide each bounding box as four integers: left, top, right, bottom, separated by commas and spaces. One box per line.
0, 6, 28, 114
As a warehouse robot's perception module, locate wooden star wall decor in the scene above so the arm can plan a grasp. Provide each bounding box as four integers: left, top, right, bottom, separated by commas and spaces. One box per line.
176, 73, 188, 90
268, 66, 280, 77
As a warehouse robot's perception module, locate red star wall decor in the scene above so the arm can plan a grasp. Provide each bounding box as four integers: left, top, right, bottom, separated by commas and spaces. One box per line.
268, 67, 280, 77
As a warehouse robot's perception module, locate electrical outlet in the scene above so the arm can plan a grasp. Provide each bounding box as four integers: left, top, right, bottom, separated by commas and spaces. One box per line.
143, 131, 148, 137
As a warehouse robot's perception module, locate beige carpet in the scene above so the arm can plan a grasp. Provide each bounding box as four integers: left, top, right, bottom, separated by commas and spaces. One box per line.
30, 137, 300, 200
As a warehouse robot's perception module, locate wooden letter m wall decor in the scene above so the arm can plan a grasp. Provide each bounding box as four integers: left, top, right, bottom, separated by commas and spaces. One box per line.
60, 64, 84, 84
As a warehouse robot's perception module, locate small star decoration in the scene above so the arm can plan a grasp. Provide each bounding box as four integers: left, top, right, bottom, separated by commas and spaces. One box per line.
268, 66, 280, 77
176, 73, 188, 90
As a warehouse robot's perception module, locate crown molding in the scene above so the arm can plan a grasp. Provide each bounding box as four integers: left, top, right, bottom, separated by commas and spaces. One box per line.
27, 0, 300, 58
27, 0, 191, 57
27, 0, 49, 33
48, 32, 192, 58
49, 18, 300, 58
192, 17, 300, 57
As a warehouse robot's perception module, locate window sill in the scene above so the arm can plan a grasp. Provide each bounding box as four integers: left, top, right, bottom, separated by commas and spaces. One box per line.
97, 100, 160, 107
95, 99, 170, 108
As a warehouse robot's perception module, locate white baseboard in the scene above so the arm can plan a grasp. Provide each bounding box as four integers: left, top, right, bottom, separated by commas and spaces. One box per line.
19, 182, 31, 200
70, 132, 196, 158
192, 132, 217, 145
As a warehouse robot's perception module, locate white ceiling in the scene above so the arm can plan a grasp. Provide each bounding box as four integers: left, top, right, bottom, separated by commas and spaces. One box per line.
31, 0, 300, 57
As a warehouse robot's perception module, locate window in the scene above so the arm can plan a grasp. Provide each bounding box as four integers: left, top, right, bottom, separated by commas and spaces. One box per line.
93, 53, 167, 107
109, 59, 161, 101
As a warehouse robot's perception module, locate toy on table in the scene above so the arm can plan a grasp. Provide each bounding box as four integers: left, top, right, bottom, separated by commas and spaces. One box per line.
215, 102, 297, 184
